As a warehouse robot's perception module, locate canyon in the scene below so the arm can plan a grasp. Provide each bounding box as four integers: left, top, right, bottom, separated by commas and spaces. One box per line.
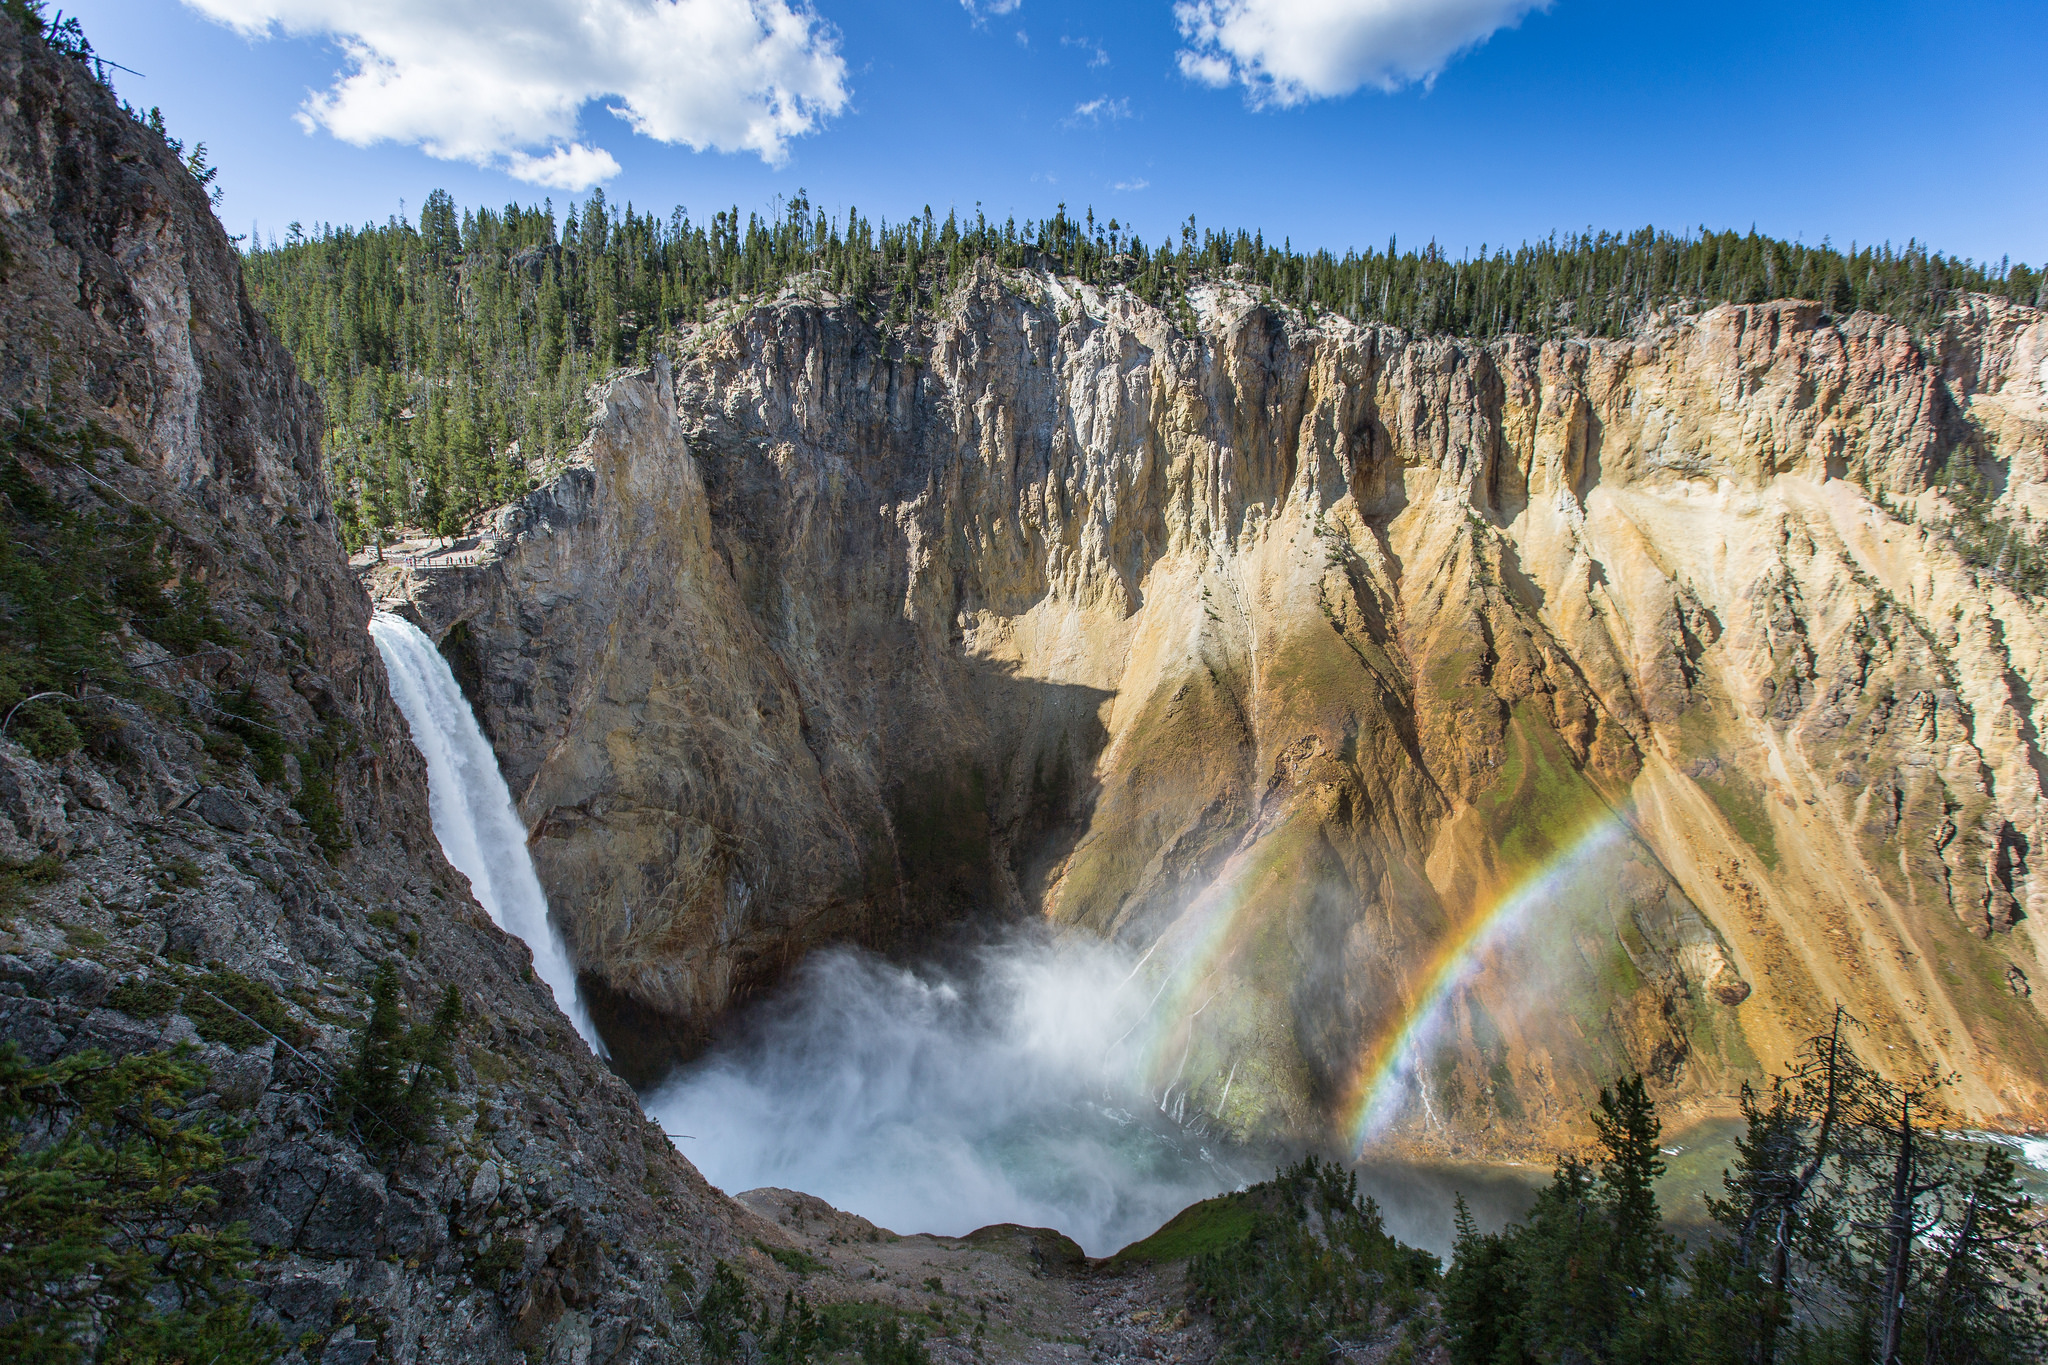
3, 11, 2047, 1360
374, 264, 2048, 1153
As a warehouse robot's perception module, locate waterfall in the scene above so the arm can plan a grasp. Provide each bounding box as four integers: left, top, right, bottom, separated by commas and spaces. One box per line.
369, 612, 607, 1055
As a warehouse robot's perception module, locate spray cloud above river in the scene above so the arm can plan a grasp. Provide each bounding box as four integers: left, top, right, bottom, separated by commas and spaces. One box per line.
645, 932, 1266, 1257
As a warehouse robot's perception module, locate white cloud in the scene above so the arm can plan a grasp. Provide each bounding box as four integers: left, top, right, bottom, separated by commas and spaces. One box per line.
1112, 178, 1149, 192
960, 0, 1022, 18
505, 143, 623, 189
1064, 95, 1131, 128
1177, 50, 1236, 87
1173, 0, 1547, 105
182, 0, 849, 187
1061, 34, 1110, 67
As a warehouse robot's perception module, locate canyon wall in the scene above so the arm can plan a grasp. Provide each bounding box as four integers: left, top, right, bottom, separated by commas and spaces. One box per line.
0, 26, 780, 1361
384, 262, 2048, 1152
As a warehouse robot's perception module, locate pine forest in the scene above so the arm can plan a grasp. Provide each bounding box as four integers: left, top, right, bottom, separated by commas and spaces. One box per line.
241, 191, 2045, 563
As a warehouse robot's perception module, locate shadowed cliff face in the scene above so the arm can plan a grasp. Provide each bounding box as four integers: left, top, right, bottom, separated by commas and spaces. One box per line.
0, 26, 786, 1358
382, 267, 2048, 1151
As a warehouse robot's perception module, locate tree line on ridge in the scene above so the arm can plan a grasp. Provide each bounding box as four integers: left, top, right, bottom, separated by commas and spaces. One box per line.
233, 189, 2042, 557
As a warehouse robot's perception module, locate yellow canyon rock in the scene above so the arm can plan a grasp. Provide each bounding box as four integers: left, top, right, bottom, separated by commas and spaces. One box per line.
373, 269, 2048, 1153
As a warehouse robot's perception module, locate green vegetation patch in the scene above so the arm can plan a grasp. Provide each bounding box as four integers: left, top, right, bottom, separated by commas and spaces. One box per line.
693, 1261, 935, 1365
332, 962, 464, 1159
0, 1042, 278, 1363
472, 1235, 527, 1290
185, 968, 303, 1049
0, 852, 65, 912
1930, 446, 2047, 598
106, 976, 180, 1019
1188, 1156, 1438, 1365
754, 1239, 824, 1276
293, 718, 355, 859
1671, 706, 1781, 868
816, 1300, 928, 1337
215, 685, 288, 786
1110, 1191, 1258, 1264
1694, 765, 1780, 870
0, 412, 234, 758
1476, 704, 1603, 870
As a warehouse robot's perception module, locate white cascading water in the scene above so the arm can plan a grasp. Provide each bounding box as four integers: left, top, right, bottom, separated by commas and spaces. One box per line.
369, 612, 607, 1055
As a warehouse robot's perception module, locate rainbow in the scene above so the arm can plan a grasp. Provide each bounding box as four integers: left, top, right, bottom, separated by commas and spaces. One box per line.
1339, 811, 1630, 1153
1113, 844, 1271, 1086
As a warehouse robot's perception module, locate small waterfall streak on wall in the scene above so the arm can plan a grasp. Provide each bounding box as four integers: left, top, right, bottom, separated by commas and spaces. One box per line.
369, 613, 607, 1055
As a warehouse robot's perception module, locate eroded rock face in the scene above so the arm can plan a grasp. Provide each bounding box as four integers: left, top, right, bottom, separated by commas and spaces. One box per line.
385, 265, 2048, 1150
0, 28, 780, 1360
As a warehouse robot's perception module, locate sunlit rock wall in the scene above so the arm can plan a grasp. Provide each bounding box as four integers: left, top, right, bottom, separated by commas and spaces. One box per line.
378, 267, 2048, 1151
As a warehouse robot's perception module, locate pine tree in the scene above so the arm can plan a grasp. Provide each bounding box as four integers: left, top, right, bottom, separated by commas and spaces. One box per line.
1915, 1144, 2048, 1365
1442, 1193, 1527, 1365
1594, 1074, 1678, 1289
0, 1045, 278, 1364
335, 961, 409, 1139
1858, 1079, 1953, 1365
1504, 1157, 1614, 1360
334, 962, 463, 1157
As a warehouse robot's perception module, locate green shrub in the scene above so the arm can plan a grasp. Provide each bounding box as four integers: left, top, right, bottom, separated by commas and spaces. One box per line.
1188, 1156, 1439, 1365
473, 1235, 526, 1290
293, 719, 353, 858
216, 686, 287, 786
0, 1043, 278, 1364
849, 1312, 931, 1365
201, 729, 247, 766
0, 852, 63, 910
692, 1262, 933, 1365
106, 976, 179, 1019
757, 1240, 824, 1276
5, 695, 78, 758
694, 1260, 753, 1363
0, 413, 233, 746
185, 969, 302, 1050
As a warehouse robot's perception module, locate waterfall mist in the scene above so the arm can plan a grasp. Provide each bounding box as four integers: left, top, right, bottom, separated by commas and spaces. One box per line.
365, 618, 1561, 1257
370, 612, 607, 1055
644, 932, 1267, 1257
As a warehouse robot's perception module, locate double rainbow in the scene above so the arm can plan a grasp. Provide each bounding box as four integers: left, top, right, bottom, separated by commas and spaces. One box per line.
1338, 812, 1630, 1153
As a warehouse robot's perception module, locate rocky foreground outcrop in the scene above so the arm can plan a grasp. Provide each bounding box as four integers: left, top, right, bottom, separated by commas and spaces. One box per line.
382, 263, 2048, 1151
0, 25, 793, 1362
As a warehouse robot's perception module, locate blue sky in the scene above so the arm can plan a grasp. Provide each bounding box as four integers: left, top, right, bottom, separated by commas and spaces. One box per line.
66, 1, 2048, 264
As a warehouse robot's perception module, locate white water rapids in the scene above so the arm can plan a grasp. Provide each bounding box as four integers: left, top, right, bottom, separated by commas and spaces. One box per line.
369, 612, 607, 1054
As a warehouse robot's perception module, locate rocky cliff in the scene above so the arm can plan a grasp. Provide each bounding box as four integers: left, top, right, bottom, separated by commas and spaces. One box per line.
383, 262, 2048, 1151
0, 23, 783, 1362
